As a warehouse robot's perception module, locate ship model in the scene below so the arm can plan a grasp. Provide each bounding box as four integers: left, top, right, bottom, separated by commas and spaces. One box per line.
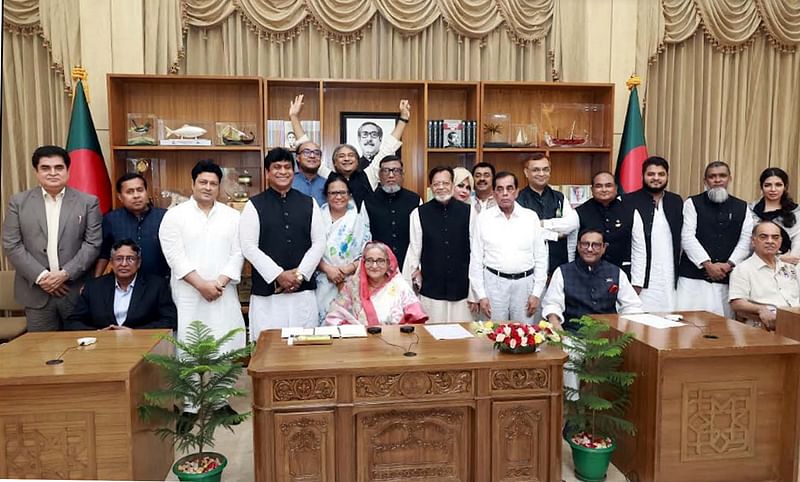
544, 121, 587, 147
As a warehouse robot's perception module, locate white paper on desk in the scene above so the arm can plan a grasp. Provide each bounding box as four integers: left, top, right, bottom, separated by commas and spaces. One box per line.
621, 314, 685, 329
314, 326, 342, 338
337, 325, 367, 338
424, 324, 474, 340
280, 327, 314, 338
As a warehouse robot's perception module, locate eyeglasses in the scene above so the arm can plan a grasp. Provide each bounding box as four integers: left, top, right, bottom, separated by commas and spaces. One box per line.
578, 241, 605, 250
327, 190, 349, 197
380, 167, 403, 175
364, 258, 388, 266
359, 132, 381, 139
431, 181, 452, 188
112, 255, 139, 264
300, 149, 322, 157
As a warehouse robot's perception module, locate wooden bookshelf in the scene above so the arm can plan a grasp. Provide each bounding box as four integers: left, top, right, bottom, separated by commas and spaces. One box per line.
109, 76, 613, 201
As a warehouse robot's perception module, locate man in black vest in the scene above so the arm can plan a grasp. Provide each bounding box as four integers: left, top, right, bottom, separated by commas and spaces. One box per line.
288, 95, 410, 208
239, 147, 325, 338
677, 161, 753, 317
542, 229, 642, 333
517, 154, 579, 275
576, 171, 633, 277
364, 155, 421, 269
405, 166, 472, 323
626, 157, 683, 312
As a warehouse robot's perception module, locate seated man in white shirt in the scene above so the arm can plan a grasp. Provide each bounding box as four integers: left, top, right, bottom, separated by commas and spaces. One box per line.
729, 221, 800, 330
468, 171, 548, 323
542, 228, 642, 332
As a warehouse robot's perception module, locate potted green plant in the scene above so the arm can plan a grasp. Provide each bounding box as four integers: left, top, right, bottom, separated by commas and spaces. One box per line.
554, 315, 636, 482
138, 320, 253, 482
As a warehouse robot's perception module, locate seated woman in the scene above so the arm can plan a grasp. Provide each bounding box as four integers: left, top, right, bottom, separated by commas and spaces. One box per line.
315, 174, 371, 323
325, 242, 428, 325
751, 167, 799, 264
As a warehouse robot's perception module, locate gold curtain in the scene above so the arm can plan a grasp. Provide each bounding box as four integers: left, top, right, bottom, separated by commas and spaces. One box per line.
643, 0, 800, 201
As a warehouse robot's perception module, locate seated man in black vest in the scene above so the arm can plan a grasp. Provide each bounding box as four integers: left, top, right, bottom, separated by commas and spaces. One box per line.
576, 171, 633, 278
677, 161, 753, 317
405, 166, 472, 323
364, 155, 421, 268
239, 147, 325, 339
542, 229, 642, 333
66, 239, 177, 330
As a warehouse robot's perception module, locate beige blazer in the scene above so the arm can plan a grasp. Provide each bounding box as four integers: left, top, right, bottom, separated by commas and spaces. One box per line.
2, 187, 102, 308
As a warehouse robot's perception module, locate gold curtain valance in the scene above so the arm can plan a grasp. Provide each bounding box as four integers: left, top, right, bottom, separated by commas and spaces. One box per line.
183, 0, 553, 45
662, 0, 799, 53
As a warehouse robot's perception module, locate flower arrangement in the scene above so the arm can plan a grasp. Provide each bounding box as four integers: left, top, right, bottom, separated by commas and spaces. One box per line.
475, 320, 561, 354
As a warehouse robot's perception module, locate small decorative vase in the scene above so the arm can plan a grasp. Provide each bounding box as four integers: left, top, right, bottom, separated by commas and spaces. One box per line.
496, 343, 538, 354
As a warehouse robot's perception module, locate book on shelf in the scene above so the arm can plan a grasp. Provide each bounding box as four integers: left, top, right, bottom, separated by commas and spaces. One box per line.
267, 120, 320, 148
427, 120, 476, 149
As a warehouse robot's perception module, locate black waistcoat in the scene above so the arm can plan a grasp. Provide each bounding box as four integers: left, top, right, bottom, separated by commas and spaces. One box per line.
418, 199, 471, 301
249, 188, 316, 296
517, 185, 568, 274
576, 197, 633, 278
624, 189, 683, 288
365, 187, 420, 268
560, 259, 620, 331
335, 169, 372, 210
678, 193, 747, 284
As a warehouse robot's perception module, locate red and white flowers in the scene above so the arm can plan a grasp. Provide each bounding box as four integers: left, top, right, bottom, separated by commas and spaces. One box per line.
476, 320, 561, 351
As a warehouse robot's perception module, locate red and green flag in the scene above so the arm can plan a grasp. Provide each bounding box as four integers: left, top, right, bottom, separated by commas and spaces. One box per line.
614, 77, 648, 194
66, 78, 112, 213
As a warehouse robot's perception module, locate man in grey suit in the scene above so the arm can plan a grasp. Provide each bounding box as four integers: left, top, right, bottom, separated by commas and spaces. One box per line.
2, 145, 102, 331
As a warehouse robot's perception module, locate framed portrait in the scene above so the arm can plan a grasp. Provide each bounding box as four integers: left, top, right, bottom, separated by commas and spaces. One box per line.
340, 112, 401, 160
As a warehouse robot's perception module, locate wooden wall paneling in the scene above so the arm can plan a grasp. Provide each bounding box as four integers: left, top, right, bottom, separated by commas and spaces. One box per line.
491, 399, 550, 482
779, 353, 800, 482
776, 308, 800, 342
264, 79, 322, 148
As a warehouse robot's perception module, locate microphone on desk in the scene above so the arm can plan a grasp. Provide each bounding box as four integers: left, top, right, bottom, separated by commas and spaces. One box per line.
45, 337, 97, 365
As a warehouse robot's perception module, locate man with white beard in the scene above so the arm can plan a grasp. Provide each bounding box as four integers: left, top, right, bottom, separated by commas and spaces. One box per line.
677, 161, 753, 317
405, 166, 473, 322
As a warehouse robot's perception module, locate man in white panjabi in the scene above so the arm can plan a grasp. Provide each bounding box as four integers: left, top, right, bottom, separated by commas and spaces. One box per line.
240, 147, 325, 340
159, 160, 246, 349
469, 171, 548, 323
627, 157, 684, 312
676, 161, 753, 317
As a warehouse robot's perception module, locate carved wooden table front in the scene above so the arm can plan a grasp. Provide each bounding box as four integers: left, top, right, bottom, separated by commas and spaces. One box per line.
248, 324, 567, 482
594, 311, 800, 482
0, 329, 173, 480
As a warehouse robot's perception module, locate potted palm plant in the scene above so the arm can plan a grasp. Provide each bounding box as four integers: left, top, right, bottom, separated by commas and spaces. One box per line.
554, 315, 636, 482
139, 320, 253, 482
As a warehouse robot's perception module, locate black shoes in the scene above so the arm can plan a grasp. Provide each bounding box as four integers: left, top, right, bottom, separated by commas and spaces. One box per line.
176, 409, 198, 435
216, 404, 242, 425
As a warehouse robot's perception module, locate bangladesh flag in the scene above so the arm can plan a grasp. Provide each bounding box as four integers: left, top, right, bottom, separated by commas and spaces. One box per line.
614, 83, 648, 194
66, 79, 112, 213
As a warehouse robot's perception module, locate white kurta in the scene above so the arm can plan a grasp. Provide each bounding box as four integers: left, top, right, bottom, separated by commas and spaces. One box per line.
239, 196, 326, 339
159, 199, 245, 351
631, 202, 677, 312
676, 196, 753, 317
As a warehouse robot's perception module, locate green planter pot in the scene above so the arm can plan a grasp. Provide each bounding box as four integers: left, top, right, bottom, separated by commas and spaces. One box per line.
172, 452, 227, 482
568, 437, 616, 482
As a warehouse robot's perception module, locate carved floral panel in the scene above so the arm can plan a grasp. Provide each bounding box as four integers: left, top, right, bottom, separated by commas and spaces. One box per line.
275, 411, 335, 482
354, 370, 472, 400
490, 368, 549, 392
273, 376, 336, 403
492, 400, 548, 482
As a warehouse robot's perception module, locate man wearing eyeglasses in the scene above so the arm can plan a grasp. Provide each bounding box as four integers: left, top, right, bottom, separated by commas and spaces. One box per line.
542, 228, 642, 333
66, 239, 176, 330
729, 221, 800, 330
404, 166, 472, 322
291, 141, 326, 206
364, 156, 421, 268
288, 95, 411, 208
2, 145, 102, 332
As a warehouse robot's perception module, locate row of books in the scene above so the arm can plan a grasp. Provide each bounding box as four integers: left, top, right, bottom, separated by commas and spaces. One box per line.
427, 120, 478, 149
266, 120, 320, 149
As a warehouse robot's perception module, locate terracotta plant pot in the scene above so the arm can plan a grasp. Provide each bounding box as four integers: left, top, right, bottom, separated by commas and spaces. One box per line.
172, 452, 227, 482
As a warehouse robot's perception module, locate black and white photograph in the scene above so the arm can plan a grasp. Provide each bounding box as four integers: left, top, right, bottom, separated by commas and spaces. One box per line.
340, 112, 400, 164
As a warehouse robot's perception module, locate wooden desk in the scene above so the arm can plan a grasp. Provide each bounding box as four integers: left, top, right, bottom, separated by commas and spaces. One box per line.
593, 311, 800, 482
777, 307, 800, 342
248, 324, 568, 482
0, 329, 173, 480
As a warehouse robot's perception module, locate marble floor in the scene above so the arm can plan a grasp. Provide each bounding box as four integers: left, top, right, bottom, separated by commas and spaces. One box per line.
166, 376, 628, 482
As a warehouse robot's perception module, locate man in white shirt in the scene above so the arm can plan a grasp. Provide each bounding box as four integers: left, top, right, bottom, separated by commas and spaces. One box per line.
159, 160, 246, 352
239, 148, 325, 339
677, 161, 753, 317
729, 221, 800, 330
2, 145, 102, 331
542, 229, 642, 332
471, 162, 497, 213
469, 172, 548, 323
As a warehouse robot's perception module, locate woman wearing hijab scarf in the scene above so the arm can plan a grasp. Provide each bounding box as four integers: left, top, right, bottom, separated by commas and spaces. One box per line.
325, 242, 428, 325
452, 167, 475, 203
